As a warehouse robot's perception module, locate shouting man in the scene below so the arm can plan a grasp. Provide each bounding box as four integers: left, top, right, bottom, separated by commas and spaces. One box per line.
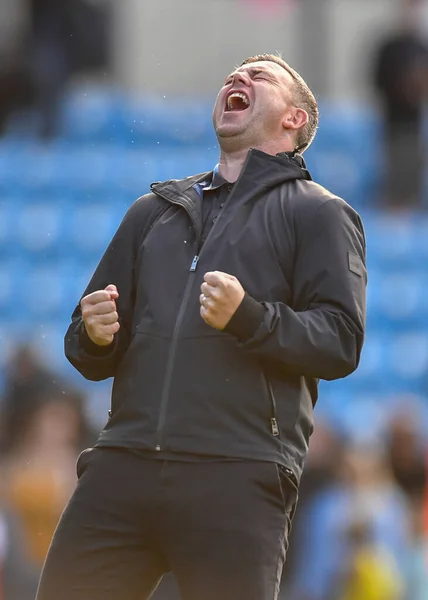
36, 54, 367, 600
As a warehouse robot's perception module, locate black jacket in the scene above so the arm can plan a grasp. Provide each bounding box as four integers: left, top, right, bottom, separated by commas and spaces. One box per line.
65, 149, 367, 483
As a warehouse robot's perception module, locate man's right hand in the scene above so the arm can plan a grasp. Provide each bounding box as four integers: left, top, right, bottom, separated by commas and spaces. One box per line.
80, 284, 120, 346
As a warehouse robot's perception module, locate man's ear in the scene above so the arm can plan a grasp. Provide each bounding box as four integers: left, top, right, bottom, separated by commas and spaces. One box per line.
282, 108, 308, 132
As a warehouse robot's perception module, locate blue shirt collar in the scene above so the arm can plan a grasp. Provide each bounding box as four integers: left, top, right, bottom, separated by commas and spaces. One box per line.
194, 164, 230, 196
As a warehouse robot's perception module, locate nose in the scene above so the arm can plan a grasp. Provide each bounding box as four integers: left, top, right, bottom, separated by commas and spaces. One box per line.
231, 71, 250, 87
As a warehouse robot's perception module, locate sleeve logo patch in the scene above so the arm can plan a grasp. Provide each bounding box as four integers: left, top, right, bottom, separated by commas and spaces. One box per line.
348, 252, 365, 277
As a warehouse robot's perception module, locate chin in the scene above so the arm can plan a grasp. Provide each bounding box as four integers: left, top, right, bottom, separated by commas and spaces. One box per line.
215, 123, 247, 139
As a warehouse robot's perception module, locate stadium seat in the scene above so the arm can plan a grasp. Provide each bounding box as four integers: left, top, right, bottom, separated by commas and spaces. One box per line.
28, 320, 71, 373
15, 201, 66, 258
343, 332, 389, 392
67, 202, 121, 258
368, 271, 428, 330
123, 96, 216, 147
387, 332, 428, 392
0, 261, 18, 317
364, 213, 428, 268
59, 86, 126, 143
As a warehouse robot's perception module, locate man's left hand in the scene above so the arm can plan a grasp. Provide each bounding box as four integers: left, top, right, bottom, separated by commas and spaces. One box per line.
200, 271, 245, 330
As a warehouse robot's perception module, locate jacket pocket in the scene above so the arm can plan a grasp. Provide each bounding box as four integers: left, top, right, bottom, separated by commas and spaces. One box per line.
76, 448, 95, 479
263, 371, 280, 438
275, 464, 299, 520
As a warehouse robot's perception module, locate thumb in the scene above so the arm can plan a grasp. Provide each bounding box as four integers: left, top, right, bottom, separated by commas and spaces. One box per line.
105, 284, 119, 299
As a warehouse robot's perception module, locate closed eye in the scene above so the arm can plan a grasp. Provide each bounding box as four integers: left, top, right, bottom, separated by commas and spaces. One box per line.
223, 69, 271, 86
250, 70, 271, 81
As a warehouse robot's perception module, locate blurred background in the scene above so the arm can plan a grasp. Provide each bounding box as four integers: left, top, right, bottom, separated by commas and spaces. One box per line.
0, 0, 427, 598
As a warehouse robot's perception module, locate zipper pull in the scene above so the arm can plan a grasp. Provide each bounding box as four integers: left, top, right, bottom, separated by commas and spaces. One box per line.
271, 418, 280, 437
190, 255, 199, 272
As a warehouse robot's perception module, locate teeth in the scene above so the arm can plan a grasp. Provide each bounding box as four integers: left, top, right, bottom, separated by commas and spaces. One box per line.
227, 92, 250, 110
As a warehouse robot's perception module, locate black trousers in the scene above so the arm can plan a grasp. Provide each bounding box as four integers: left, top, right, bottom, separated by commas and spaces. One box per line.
36, 448, 297, 600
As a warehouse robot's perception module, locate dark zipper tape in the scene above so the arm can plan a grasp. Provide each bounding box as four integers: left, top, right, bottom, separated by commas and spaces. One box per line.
152, 158, 251, 452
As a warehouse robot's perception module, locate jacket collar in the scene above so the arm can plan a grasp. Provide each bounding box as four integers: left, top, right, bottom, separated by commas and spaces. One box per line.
151, 148, 312, 200
150, 149, 312, 240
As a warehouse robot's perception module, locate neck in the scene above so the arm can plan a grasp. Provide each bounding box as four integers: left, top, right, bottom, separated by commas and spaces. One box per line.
218, 138, 295, 182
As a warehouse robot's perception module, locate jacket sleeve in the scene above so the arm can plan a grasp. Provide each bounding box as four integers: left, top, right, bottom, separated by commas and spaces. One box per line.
65, 197, 153, 382
224, 198, 367, 381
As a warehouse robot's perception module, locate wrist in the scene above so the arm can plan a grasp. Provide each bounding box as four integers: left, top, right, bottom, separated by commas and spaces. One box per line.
80, 323, 116, 356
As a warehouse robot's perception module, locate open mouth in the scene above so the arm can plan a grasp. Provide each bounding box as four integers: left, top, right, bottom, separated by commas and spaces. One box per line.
225, 91, 250, 112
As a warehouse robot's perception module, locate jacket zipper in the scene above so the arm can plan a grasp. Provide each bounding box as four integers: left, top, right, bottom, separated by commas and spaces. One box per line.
152, 182, 240, 451
154, 269, 196, 450
152, 155, 252, 451
264, 372, 280, 437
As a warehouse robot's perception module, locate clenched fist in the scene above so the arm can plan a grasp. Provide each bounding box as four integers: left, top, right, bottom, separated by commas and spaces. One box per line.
81, 284, 120, 346
200, 271, 245, 330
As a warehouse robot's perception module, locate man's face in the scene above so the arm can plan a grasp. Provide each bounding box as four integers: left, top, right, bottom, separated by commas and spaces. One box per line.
212, 60, 295, 150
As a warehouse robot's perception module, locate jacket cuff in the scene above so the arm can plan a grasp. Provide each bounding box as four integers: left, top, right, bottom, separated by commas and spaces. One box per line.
79, 323, 117, 357
225, 293, 267, 342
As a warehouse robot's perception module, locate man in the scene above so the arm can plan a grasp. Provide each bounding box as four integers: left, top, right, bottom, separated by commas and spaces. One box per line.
373, 0, 428, 208
36, 53, 366, 600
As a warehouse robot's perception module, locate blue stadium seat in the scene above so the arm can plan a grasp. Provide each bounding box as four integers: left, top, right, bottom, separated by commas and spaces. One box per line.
343, 332, 388, 392
59, 86, 126, 143
67, 202, 121, 258
18, 263, 71, 319
305, 148, 374, 208
364, 213, 428, 268
123, 96, 216, 147
0, 195, 25, 255
28, 320, 71, 373
368, 271, 428, 330
386, 331, 428, 392
0, 141, 35, 192
305, 102, 383, 209
63, 259, 100, 305
15, 201, 66, 259
1, 144, 65, 193
55, 146, 115, 193
0, 261, 19, 317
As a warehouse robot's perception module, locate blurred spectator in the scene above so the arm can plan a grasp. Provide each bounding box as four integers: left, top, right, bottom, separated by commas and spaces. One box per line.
0, 0, 110, 138
386, 406, 427, 504
289, 444, 410, 600
28, 0, 111, 138
0, 345, 94, 455
0, 507, 41, 600
0, 0, 33, 134
4, 390, 91, 567
373, 0, 428, 209
336, 519, 404, 600
0, 344, 95, 571
282, 420, 346, 592
405, 497, 428, 600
